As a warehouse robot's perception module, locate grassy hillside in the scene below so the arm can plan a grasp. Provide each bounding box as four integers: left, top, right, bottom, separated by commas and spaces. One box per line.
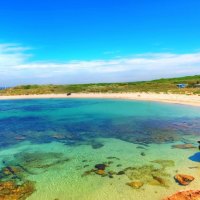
1, 75, 200, 95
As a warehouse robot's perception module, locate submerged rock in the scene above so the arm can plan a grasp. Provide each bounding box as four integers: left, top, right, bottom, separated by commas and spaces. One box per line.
91, 142, 104, 149
95, 164, 106, 170
137, 146, 147, 150
108, 171, 116, 175
0, 180, 35, 200
96, 170, 105, 175
13, 151, 69, 173
150, 131, 180, 144
171, 144, 196, 149
141, 152, 145, 156
117, 171, 125, 175
174, 174, 194, 186
151, 175, 168, 187
163, 190, 200, 200
15, 136, 26, 141
107, 156, 120, 160
52, 134, 66, 139
2, 166, 22, 176
124, 164, 171, 187
126, 181, 144, 189
0, 166, 24, 183
151, 160, 175, 168
81, 169, 95, 177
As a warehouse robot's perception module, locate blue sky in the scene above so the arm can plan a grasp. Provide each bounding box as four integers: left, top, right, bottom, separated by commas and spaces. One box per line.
0, 0, 200, 85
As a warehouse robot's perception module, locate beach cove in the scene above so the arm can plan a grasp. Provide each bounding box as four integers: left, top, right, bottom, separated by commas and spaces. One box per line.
0, 92, 200, 107
0, 98, 199, 199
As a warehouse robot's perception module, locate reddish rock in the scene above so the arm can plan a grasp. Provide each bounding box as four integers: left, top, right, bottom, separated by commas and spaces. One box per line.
0, 180, 35, 199
96, 170, 105, 175
163, 190, 200, 200
174, 174, 194, 186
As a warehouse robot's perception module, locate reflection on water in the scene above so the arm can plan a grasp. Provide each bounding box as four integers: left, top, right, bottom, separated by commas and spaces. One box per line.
0, 99, 200, 200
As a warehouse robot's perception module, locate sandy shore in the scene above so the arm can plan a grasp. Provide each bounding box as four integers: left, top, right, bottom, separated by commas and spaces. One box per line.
0, 92, 200, 107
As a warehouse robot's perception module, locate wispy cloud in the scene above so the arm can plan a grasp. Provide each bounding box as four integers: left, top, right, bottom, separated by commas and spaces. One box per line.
0, 43, 199, 86
0, 44, 31, 67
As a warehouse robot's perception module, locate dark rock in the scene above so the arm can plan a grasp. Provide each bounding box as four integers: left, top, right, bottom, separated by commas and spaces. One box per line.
107, 156, 120, 160
152, 175, 167, 186
95, 164, 106, 170
117, 171, 125, 175
137, 146, 147, 150
92, 142, 104, 149
108, 171, 116, 175
188, 166, 198, 169
81, 169, 95, 177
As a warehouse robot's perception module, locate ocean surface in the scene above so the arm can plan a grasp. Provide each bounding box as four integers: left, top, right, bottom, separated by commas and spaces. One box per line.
0, 98, 200, 200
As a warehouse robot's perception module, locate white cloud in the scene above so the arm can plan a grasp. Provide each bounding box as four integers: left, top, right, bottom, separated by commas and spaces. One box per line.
0, 44, 31, 67
0, 43, 199, 86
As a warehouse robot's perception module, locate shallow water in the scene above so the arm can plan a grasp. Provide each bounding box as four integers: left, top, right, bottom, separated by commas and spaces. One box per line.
0, 98, 199, 200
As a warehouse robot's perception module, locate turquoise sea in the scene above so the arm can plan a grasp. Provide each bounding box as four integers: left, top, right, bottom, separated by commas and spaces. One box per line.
0, 98, 200, 200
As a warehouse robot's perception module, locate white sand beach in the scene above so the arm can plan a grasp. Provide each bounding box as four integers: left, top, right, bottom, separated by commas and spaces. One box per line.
0, 92, 200, 107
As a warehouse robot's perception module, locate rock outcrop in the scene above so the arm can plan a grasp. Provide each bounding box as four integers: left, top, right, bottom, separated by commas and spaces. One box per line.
126, 181, 144, 189
174, 174, 194, 186
163, 190, 200, 200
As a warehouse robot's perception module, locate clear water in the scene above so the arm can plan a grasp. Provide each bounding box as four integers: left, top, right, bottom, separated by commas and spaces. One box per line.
0, 98, 200, 200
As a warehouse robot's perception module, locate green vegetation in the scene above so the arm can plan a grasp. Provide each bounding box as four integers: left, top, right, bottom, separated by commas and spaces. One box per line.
0, 75, 200, 96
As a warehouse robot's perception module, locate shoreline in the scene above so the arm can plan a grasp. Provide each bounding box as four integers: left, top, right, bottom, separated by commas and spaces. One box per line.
0, 92, 200, 107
